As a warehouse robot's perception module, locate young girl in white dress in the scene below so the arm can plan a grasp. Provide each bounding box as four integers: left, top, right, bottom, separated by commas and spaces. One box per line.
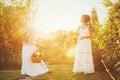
73, 14, 95, 75
21, 32, 51, 78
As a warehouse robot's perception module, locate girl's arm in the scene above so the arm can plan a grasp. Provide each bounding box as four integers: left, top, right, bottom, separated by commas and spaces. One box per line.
80, 35, 92, 39
80, 26, 92, 39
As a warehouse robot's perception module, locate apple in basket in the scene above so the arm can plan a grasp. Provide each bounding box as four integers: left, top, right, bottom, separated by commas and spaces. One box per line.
31, 52, 42, 63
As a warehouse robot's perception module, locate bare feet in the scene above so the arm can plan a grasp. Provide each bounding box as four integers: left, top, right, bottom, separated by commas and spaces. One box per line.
73, 72, 80, 76
20, 75, 32, 80
47, 70, 52, 73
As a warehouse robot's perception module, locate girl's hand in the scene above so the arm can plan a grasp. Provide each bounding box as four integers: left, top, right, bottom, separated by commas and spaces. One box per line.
80, 35, 91, 40
80, 36, 85, 40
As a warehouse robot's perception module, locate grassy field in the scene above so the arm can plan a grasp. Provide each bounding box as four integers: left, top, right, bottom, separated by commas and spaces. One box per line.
0, 65, 111, 80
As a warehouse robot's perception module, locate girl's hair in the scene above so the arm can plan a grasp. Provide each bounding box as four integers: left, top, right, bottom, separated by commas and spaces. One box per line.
81, 15, 90, 24
80, 14, 94, 31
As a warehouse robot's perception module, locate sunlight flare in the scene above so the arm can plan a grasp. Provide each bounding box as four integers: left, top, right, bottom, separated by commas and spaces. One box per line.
66, 47, 76, 58
30, 0, 107, 33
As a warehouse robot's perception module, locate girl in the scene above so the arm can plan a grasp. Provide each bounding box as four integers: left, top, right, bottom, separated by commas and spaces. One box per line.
73, 14, 95, 75
21, 31, 51, 79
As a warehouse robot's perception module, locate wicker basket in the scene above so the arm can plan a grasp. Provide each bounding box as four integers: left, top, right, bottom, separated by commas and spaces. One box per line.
31, 56, 41, 63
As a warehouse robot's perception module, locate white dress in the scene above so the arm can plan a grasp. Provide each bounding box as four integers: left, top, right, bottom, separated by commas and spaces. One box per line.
21, 43, 48, 77
73, 26, 95, 74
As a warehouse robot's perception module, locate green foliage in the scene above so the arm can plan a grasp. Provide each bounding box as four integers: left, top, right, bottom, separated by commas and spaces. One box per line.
91, 7, 104, 48
0, 2, 5, 35
101, 0, 120, 65
0, 0, 31, 69
99, 0, 120, 79
102, 0, 113, 7
37, 30, 76, 65
90, 2, 120, 79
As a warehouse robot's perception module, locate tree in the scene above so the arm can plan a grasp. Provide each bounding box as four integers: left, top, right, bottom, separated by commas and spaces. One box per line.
0, 0, 33, 69
101, 0, 120, 79
91, 7, 103, 48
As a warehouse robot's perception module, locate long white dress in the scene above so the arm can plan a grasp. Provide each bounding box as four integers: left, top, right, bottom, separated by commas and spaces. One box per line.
73, 26, 95, 74
21, 43, 48, 77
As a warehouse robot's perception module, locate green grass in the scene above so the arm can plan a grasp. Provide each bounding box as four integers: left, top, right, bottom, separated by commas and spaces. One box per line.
0, 65, 110, 80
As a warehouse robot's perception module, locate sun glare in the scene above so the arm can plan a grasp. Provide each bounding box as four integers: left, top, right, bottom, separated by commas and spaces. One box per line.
30, 0, 107, 34
32, 9, 66, 34
66, 47, 76, 58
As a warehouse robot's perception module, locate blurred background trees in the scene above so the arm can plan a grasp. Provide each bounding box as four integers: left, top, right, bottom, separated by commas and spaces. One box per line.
90, 0, 120, 79
101, 0, 120, 79
0, 0, 32, 69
